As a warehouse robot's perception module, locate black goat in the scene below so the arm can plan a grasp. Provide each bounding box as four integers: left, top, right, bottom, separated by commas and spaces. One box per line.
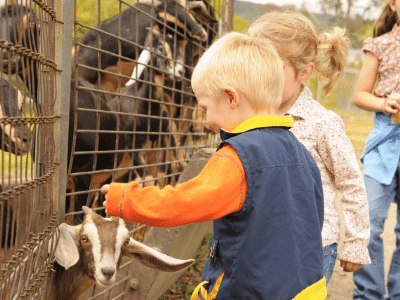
0, 77, 33, 156
108, 29, 187, 187
0, 3, 129, 223
74, 0, 216, 84
0, 4, 40, 104
66, 78, 128, 223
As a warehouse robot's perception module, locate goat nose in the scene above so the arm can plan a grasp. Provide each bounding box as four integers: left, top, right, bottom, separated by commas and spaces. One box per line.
101, 267, 115, 279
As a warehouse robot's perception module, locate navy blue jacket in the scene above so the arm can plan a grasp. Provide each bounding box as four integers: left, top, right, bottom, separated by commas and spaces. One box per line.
199, 117, 326, 299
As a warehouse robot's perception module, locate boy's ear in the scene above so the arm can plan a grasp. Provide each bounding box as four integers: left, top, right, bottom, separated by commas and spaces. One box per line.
224, 87, 240, 109
298, 62, 315, 83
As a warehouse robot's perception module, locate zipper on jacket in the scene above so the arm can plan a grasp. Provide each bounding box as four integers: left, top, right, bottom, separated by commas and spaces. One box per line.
210, 244, 216, 266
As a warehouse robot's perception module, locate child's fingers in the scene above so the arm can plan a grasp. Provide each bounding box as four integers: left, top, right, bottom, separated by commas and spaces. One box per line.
101, 184, 110, 194
387, 93, 400, 109
103, 201, 107, 215
386, 105, 399, 115
340, 260, 363, 272
389, 92, 400, 100
385, 97, 400, 114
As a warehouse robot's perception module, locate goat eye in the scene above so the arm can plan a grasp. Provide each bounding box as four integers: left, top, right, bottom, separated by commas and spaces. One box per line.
81, 235, 88, 243
124, 238, 130, 246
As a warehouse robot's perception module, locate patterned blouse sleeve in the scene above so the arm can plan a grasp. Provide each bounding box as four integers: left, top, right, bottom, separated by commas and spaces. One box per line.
316, 112, 371, 264
362, 36, 382, 60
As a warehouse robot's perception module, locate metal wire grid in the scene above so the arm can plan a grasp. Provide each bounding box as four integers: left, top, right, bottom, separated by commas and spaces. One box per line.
67, 0, 222, 298
0, 0, 59, 299
68, 0, 221, 221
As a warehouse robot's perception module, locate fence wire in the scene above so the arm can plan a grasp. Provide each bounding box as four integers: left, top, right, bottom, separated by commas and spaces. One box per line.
0, 0, 59, 299
67, 0, 222, 224
68, 0, 224, 299
0, 0, 229, 299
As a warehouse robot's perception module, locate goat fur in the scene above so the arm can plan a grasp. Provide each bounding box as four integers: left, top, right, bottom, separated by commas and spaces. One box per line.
47, 206, 193, 300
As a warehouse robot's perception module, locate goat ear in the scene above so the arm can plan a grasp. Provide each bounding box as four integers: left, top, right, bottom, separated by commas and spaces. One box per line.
149, 26, 162, 38
123, 238, 194, 272
82, 206, 94, 215
188, 1, 217, 24
54, 223, 82, 270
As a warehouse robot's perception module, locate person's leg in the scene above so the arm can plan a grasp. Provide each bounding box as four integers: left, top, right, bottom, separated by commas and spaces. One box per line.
323, 243, 338, 284
353, 175, 397, 300
386, 171, 400, 299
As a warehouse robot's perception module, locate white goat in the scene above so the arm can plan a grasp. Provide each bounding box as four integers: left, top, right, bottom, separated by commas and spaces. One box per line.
47, 206, 194, 300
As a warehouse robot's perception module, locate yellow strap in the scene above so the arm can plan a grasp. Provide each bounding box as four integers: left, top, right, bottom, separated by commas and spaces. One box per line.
190, 281, 209, 300
192, 272, 325, 300
293, 277, 327, 300
190, 269, 225, 300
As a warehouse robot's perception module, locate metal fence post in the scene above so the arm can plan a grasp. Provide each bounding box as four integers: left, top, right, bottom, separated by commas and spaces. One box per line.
220, 0, 234, 35
53, 0, 74, 224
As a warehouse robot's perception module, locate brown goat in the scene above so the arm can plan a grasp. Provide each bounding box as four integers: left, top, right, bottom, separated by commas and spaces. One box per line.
47, 206, 194, 300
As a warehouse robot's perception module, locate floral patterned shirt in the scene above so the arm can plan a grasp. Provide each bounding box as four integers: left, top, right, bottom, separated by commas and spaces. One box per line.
360, 24, 400, 185
286, 86, 371, 265
363, 24, 400, 96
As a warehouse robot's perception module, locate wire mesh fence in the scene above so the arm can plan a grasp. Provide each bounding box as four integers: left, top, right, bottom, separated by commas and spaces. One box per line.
0, 0, 231, 299
0, 0, 60, 299
67, 0, 223, 224
68, 1, 226, 298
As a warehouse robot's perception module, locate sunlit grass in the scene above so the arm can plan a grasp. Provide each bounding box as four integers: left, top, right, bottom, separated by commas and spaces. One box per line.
1, 72, 36, 177
0, 151, 34, 177
307, 69, 374, 163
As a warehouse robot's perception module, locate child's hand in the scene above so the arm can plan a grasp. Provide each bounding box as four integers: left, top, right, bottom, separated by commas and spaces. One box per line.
101, 184, 110, 213
340, 260, 363, 272
384, 92, 400, 115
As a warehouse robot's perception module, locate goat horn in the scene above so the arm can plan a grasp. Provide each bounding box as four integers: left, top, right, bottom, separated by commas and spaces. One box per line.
125, 49, 151, 87
82, 206, 94, 215
135, 0, 162, 7
188, 1, 217, 23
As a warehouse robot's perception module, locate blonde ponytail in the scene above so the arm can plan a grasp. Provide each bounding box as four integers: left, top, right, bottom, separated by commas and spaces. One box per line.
316, 27, 348, 94
248, 11, 349, 95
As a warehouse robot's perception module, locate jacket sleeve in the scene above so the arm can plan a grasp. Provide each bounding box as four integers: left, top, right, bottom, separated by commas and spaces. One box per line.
105, 145, 247, 227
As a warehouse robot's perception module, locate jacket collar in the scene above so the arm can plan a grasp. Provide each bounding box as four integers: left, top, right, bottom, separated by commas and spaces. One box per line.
220, 115, 293, 141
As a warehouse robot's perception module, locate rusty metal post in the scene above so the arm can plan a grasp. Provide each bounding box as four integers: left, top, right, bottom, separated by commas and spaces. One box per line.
220, 0, 234, 35
53, 0, 74, 224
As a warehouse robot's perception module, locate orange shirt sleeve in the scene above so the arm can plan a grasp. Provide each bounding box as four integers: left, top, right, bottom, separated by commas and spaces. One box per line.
106, 145, 247, 227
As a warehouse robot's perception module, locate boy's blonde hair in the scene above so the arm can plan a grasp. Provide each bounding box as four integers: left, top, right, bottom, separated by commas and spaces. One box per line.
191, 32, 284, 114
248, 11, 348, 94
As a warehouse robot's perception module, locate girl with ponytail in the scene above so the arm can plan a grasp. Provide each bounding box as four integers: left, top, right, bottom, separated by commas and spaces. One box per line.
248, 11, 371, 285
351, 0, 400, 298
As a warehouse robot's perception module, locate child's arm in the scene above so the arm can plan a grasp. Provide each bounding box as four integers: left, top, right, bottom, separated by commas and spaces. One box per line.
352, 52, 383, 112
353, 51, 400, 115
103, 145, 247, 227
317, 113, 371, 266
